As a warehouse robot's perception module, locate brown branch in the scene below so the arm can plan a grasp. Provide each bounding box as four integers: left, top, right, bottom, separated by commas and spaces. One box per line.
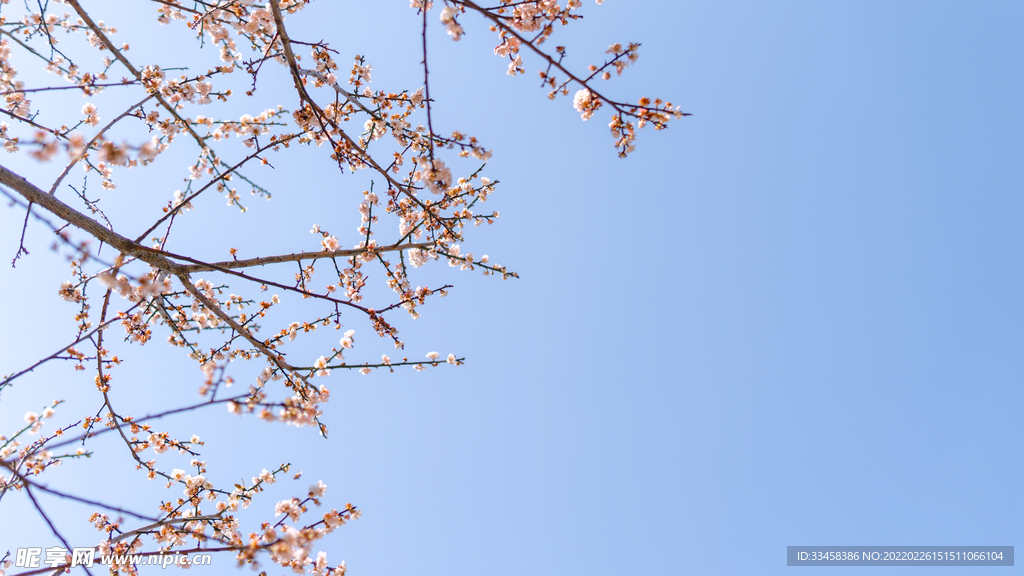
0, 304, 139, 393
1, 165, 139, 252
11, 199, 31, 266
1, 462, 157, 522
0, 166, 417, 326
268, 2, 459, 240
455, 0, 690, 120
422, 4, 436, 166
175, 241, 434, 273
5, 468, 97, 576
175, 271, 312, 399
0, 164, 186, 274
65, 0, 265, 205
0, 81, 139, 96
0, 105, 65, 136
64, 0, 210, 149
298, 67, 376, 118
134, 132, 301, 242
46, 394, 252, 450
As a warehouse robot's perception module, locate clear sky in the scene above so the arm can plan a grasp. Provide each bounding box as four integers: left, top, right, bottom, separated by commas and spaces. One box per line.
1, 1, 1022, 575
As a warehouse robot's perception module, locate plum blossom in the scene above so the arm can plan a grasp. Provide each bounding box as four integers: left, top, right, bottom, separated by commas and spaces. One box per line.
322, 235, 340, 252
82, 103, 100, 126
58, 281, 82, 303
314, 356, 331, 377
309, 480, 327, 498
440, 6, 464, 41
275, 498, 303, 521
573, 88, 601, 120
339, 329, 355, 349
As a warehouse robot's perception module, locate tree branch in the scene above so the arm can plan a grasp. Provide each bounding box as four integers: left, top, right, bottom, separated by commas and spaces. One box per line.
176, 241, 434, 273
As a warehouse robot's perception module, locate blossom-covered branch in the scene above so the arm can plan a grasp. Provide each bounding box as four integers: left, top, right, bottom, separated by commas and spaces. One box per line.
0, 1, 681, 573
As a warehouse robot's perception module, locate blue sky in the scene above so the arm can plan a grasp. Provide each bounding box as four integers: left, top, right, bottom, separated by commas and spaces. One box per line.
1, 1, 1022, 574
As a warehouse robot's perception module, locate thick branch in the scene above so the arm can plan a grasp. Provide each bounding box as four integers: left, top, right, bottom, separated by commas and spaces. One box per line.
1, 164, 136, 253
0, 164, 185, 273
